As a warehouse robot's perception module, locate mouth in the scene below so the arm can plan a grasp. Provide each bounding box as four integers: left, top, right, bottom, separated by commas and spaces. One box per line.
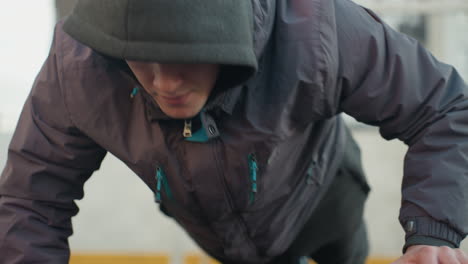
159, 93, 191, 106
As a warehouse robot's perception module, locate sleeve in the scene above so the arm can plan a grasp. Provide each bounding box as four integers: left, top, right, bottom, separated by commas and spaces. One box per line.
334, 0, 468, 251
0, 25, 107, 263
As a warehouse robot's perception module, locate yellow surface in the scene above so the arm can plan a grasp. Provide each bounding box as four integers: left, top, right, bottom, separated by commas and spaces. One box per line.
366, 259, 396, 264
309, 259, 395, 264
184, 254, 203, 264
70, 254, 170, 264
70, 253, 396, 264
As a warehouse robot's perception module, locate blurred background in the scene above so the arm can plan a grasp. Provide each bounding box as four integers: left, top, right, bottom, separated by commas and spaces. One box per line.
0, 0, 467, 263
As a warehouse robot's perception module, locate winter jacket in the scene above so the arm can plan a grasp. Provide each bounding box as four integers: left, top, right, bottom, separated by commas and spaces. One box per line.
1, 0, 467, 263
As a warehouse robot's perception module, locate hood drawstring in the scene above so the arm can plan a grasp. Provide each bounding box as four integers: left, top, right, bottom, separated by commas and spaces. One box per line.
248, 154, 258, 204
130, 86, 140, 99
155, 167, 172, 203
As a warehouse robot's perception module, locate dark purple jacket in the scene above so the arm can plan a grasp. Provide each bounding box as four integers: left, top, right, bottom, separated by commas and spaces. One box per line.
0, 0, 467, 263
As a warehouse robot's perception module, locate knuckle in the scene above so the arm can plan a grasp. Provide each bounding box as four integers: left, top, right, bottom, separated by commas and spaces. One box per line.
439, 246, 452, 252
418, 246, 437, 256
456, 249, 468, 260
439, 246, 456, 258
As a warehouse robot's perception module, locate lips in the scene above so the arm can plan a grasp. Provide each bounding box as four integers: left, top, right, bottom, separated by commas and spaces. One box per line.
159, 93, 190, 105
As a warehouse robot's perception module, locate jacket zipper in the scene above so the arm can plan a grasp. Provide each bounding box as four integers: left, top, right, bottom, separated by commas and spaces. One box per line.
212, 139, 258, 253
183, 119, 192, 137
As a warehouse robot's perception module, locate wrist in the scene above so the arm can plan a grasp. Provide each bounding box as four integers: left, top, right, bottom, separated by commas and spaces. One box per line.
401, 217, 464, 253
403, 235, 456, 253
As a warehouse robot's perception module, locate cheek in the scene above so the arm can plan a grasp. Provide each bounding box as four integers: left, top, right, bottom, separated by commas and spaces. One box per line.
206, 85, 215, 96
192, 70, 218, 95
134, 72, 157, 94
196, 84, 214, 99
138, 70, 155, 86
128, 65, 153, 85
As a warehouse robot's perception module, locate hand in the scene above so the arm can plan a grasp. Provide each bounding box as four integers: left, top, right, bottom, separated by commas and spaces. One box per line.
391, 245, 468, 264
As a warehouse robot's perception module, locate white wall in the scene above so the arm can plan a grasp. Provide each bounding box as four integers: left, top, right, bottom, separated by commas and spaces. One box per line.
0, 1, 54, 132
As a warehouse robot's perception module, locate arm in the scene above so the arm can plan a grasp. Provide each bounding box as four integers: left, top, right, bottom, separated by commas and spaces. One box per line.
334, 0, 467, 253
0, 25, 106, 263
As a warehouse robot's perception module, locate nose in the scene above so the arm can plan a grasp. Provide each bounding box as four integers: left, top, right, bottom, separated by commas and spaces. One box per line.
152, 64, 184, 95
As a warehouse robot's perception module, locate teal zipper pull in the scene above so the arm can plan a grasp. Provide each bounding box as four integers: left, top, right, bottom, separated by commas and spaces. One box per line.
155, 167, 163, 203
130, 86, 139, 98
306, 161, 316, 185
248, 154, 258, 203
154, 166, 173, 203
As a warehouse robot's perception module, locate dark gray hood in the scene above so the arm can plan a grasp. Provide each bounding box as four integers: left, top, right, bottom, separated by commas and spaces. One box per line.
63, 0, 263, 85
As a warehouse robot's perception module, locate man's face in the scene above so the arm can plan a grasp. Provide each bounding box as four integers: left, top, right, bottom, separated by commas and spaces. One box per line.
126, 61, 219, 119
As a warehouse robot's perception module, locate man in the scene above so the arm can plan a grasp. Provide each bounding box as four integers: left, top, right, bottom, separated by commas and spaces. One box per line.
0, 0, 467, 263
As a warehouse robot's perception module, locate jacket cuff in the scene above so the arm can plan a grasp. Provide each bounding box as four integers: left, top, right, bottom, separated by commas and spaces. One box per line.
402, 217, 464, 253
404, 236, 455, 253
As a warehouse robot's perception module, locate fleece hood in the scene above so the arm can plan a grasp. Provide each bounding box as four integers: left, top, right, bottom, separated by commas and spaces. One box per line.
63, 0, 259, 84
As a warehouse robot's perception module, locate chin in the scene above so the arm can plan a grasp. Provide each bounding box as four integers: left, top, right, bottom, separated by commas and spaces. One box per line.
164, 109, 201, 119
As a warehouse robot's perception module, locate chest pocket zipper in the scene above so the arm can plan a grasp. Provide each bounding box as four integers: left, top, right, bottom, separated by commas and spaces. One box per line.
155, 167, 173, 203
248, 154, 258, 204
